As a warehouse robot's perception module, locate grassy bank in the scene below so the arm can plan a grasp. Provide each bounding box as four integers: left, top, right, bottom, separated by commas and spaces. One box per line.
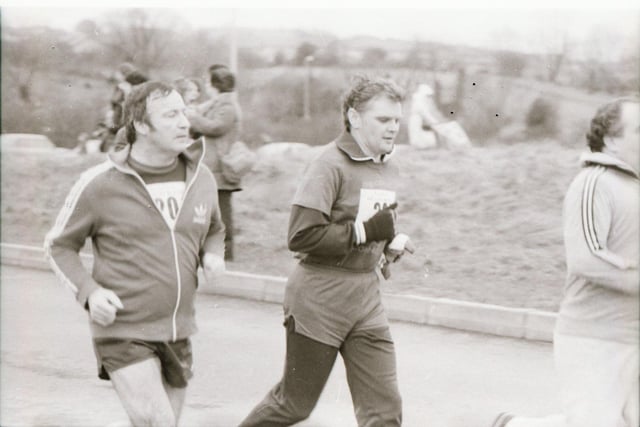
1, 140, 580, 311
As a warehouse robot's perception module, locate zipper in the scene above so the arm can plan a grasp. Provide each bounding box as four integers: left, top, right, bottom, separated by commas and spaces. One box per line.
111, 156, 203, 342
169, 160, 202, 342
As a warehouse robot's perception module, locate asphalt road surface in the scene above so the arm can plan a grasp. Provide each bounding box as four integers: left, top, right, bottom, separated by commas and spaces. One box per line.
1, 265, 562, 426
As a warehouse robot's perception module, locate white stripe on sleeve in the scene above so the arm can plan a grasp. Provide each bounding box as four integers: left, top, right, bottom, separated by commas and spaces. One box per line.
44, 161, 112, 295
580, 165, 606, 254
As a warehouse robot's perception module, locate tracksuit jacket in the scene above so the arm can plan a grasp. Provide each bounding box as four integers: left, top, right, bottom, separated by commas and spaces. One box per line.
44, 139, 225, 342
558, 151, 639, 344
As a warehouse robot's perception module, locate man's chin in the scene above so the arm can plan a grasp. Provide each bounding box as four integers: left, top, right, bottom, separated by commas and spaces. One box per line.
177, 137, 194, 148
383, 141, 395, 153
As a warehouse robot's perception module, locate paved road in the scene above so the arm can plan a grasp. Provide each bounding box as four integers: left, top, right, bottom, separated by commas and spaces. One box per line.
1, 266, 562, 426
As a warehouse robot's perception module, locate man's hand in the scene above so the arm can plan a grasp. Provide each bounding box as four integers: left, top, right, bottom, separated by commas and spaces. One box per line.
87, 287, 123, 326
385, 233, 416, 263
202, 252, 226, 285
363, 203, 398, 243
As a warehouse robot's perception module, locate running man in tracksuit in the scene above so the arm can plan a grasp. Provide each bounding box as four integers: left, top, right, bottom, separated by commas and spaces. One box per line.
492, 97, 639, 427
238, 77, 414, 427
44, 81, 226, 426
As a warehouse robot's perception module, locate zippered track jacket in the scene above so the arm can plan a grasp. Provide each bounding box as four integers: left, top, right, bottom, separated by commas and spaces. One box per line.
558, 151, 639, 344
44, 140, 224, 342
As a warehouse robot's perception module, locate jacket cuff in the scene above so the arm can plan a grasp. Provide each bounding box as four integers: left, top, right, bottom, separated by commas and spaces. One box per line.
77, 280, 102, 310
353, 220, 366, 245
200, 235, 225, 264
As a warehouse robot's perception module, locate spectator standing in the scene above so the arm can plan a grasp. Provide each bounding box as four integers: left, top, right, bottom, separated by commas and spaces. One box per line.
186, 64, 242, 261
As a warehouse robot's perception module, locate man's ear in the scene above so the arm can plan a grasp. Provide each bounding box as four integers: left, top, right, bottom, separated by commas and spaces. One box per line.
347, 108, 361, 130
603, 135, 625, 159
133, 120, 149, 137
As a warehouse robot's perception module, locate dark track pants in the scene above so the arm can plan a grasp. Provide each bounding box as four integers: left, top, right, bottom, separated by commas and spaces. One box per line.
238, 317, 402, 427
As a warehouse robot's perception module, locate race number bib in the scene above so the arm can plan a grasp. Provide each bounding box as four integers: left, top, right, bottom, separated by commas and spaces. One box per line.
356, 189, 397, 222
147, 181, 186, 227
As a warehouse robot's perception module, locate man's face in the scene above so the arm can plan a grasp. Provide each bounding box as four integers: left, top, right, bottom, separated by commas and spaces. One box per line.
615, 101, 640, 172
352, 95, 402, 157
144, 90, 191, 155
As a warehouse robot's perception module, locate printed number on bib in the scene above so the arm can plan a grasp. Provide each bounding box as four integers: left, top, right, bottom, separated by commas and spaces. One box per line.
147, 181, 186, 226
356, 189, 396, 222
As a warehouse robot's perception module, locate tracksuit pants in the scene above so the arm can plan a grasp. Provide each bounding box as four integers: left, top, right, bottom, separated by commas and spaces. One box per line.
238, 317, 402, 427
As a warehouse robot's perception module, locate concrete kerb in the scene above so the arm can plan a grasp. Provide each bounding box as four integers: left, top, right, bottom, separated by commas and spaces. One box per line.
0, 243, 557, 342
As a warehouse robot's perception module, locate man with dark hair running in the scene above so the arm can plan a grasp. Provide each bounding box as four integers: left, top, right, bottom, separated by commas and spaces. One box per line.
45, 81, 226, 426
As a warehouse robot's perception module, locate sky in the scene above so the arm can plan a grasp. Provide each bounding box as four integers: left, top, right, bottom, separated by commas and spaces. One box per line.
1, 1, 638, 56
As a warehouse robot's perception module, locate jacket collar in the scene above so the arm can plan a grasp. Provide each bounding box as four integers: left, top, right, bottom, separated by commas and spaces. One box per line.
335, 131, 395, 163
580, 151, 638, 179
107, 137, 205, 178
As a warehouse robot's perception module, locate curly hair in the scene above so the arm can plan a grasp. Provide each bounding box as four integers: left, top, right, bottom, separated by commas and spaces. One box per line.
586, 96, 639, 152
342, 76, 405, 132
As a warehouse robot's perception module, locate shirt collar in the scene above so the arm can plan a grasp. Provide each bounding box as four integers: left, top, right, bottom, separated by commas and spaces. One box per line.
335, 132, 395, 163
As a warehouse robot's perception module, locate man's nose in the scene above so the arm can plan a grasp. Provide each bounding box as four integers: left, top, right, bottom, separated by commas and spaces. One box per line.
180, 112, 190, 128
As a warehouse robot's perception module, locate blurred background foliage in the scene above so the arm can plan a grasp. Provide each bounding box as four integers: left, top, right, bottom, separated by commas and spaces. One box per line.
1, 8, 637, 149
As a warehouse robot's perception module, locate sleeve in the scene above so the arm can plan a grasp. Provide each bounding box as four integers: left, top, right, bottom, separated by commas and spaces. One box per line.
564, 170, 639, 294
291, 158, 339, 215
188, 100, 236, 138
44, 176, 103, 307
287, 157, 364, 255
288, 205, 355, 256
199, 178, 226, 261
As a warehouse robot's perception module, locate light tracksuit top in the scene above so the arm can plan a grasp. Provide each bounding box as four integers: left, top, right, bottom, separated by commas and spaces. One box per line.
558, 151, 639, 344
44, 139, 225, 342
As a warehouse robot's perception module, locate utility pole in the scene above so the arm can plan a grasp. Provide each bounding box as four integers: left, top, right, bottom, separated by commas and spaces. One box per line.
303, 55, 314, 120
229, 9, 238, 74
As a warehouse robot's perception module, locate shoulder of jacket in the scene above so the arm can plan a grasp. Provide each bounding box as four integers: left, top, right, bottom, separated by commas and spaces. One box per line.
195, 162, 217, 184
569, 165, 618, 200
312, 146, 345, 171
64, 161, 117, 202
81, 160, 117, 184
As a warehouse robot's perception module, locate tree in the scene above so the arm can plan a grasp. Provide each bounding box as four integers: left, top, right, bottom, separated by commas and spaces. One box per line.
361, 47, 387, 67
313, 41, 341, 66
272, 50, 287, 66
402, 42, 426, 68
79, 9, 188, 72
578, 25, 634, 93
547, 36, 568, 82
495, 50, 527, 77
238, 48, 268, 68
538, 30, 569, 83
293, 42, 317, 66
2, 27, 75, 103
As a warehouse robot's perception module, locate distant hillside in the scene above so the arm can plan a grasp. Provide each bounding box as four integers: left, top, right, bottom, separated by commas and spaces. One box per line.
211, 26, 339, 49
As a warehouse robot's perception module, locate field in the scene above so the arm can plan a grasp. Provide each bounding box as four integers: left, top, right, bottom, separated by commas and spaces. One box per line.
1, 139, 581, 312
